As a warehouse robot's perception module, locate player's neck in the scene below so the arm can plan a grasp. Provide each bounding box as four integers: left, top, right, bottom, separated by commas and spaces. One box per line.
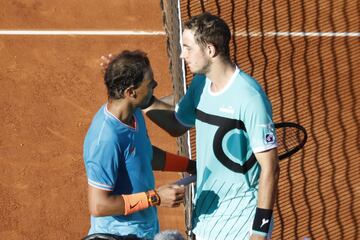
107, 100, 135, 127
207, 60, 236, 93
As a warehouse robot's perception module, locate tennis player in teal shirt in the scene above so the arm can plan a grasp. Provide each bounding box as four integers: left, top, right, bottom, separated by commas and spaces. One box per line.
144, 13, 279, 240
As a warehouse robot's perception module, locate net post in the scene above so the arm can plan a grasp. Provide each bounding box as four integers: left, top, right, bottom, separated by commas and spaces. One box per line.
160, 1, 194, 239
159, 0, 190, 161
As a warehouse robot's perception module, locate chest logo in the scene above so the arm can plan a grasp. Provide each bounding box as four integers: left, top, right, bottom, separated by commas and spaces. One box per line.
219, 106, 235, 114
196, 109, 256, 174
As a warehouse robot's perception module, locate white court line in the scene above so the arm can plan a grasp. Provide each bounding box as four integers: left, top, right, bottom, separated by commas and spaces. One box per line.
0, 30, 166, 35
235, 31, 360, 37
0, 30, 359, 37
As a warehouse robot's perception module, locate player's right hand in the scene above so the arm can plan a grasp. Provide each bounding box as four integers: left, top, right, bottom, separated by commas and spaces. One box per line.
156, 184, 185, 208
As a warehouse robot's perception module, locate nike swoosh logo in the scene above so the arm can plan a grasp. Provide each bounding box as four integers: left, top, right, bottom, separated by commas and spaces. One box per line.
261, 218, 270, 228
130, 201, 140, 209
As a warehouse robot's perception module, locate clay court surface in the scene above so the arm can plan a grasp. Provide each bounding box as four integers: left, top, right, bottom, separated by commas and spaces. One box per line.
0, 1, 185, 239
1, 0, 359, 239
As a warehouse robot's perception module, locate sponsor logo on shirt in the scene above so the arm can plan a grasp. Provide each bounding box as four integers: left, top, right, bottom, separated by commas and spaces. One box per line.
265, 133, 275, 144
219, 106, 235, 114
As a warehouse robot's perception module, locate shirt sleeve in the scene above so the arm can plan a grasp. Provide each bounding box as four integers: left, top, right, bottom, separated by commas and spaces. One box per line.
244, 94, 277, 153
85, 141, 121, 191
175, 74, 205, 127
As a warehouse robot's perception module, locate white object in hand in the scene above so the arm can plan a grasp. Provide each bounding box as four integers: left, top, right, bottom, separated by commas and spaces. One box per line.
174, 175, 197, 186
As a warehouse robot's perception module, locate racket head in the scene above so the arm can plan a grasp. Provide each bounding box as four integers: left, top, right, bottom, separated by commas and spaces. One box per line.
274, 122, 308, 160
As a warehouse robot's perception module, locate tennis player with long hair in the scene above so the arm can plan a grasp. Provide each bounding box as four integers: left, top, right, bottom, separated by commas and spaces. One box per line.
145, 13, 280, 240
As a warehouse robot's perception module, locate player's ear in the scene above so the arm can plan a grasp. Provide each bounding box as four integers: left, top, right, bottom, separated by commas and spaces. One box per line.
124, 86, 136, 98
207, 43, 217, 58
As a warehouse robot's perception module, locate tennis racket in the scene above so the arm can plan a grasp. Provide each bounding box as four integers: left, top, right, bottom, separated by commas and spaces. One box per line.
274, 122, 308, 160
175, 122, 307, 183
175, 122, 307, 184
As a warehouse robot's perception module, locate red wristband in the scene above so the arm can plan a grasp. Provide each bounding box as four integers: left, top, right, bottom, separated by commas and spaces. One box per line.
164, 152, 189, 172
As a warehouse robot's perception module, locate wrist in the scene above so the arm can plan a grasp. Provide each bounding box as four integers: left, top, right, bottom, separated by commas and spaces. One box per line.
146, 189, 160, 206
122, 192, 149, 215
252, 208, 273, 237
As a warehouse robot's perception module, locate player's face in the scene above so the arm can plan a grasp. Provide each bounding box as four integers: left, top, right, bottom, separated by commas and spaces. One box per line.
135, 67, 157, 109
180, 29, 211, 74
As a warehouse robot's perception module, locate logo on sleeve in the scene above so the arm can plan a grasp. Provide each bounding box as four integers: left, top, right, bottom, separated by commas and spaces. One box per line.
265, 133, 275, 144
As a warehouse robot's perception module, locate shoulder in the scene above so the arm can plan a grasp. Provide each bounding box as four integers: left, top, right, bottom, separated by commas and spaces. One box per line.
235, 71, 268, 100
231, 72, 272, 113
85, 121, 121, 150
237, 71, 261, 91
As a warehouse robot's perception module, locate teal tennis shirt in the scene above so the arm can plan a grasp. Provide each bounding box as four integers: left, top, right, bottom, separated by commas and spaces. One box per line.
175, 67, 277, 240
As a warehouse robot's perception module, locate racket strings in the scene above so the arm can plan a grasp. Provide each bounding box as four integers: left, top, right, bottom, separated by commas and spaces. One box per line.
276, 127, 305, 156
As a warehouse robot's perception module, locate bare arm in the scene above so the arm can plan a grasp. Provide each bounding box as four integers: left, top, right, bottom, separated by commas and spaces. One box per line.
250, 148, 279, 240
255, 148, 279, 209
88, 184, 186, 217
88, 186, 125, 216
143, 97, 190, 137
